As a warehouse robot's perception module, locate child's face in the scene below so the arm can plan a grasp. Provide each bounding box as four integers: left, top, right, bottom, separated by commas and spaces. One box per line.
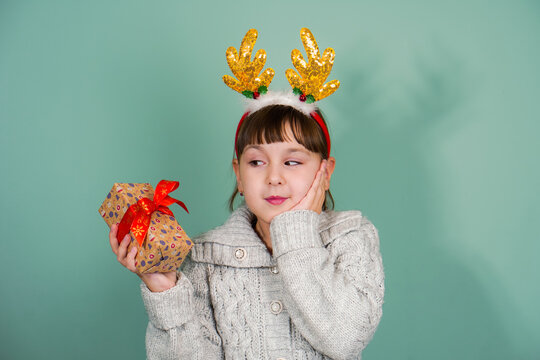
233, 125, 333, 228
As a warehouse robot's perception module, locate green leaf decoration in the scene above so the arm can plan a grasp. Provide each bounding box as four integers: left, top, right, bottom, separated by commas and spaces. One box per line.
293, 87, 303, 96
242, 90, 254, 99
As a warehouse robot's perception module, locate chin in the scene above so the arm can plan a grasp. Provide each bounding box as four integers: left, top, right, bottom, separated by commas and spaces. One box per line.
248, 208, 281, 226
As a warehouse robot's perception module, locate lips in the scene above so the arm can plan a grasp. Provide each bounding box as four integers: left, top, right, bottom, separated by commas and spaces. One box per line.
265, 196, 287, 205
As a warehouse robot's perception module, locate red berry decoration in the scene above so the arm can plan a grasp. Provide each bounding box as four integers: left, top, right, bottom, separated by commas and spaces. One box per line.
253, 91, 260, 99
299, 94, 306, 102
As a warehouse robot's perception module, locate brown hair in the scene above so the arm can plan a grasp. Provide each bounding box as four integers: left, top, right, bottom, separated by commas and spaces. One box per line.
229, 104, 334, 211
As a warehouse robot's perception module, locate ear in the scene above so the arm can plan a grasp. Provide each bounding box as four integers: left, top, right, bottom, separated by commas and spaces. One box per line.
232, 158, 243, 193
324, 157, 336, 191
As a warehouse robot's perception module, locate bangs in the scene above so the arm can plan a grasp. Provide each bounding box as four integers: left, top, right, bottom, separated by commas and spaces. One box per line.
236, 105, 328, 158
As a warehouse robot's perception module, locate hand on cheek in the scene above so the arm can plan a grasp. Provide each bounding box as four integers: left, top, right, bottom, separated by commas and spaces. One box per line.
290, 160, 328, 214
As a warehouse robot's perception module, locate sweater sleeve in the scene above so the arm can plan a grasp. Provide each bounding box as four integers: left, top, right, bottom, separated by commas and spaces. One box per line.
140, 256, 224, 359
270, 210, 384, 360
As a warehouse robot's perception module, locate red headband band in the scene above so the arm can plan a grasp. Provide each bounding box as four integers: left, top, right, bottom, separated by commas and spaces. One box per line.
234, 111, 331, 158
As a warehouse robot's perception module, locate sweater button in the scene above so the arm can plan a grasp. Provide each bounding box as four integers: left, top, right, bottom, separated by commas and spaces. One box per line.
234, 248, 246, 260
270, 300, 283, 314
269, 266, 279, 274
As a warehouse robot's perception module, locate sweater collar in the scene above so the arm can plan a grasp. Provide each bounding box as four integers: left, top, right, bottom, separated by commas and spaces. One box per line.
190, 207, 275, 267
196, 206, 264, 247
189, 206, 363, 268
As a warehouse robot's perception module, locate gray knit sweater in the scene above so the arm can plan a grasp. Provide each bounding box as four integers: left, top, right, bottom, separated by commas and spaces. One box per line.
140, 207, 384, 360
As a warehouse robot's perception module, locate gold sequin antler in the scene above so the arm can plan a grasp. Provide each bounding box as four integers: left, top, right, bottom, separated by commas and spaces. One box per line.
286, 28, 340, 103
223, 29, 275, 99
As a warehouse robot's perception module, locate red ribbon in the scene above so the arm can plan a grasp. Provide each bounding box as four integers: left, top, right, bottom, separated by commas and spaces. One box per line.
117, 180, 188, 246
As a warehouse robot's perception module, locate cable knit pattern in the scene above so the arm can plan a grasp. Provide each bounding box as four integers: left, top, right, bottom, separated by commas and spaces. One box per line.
140, 207, 384, 360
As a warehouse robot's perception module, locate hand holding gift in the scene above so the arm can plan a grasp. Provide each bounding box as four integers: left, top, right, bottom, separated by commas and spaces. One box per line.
99, 180, 192, 291
109, 224, 178, 292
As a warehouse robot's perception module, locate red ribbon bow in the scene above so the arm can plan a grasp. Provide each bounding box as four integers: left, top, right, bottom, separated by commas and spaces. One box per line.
117, 180, 188, 246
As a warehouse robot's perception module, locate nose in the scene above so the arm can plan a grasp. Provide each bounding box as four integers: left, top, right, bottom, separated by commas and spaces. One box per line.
266, 163, 284, 185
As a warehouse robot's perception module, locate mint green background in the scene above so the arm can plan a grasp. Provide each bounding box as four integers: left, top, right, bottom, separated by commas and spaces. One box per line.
1, 1, 539, 359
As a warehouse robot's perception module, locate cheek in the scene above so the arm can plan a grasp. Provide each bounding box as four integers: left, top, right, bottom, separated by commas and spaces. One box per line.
292, 171, 318, 197
239, 170, 260, 193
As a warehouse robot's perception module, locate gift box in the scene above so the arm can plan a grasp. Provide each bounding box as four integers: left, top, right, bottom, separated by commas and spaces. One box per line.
99, 180, 192, 273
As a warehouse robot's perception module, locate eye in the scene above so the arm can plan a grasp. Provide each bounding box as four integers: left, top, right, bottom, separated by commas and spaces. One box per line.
285, 160, 301, 166
248, 160, 264, 166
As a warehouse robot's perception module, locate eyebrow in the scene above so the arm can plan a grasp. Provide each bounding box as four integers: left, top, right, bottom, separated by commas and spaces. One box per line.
285, 148, 309, 155
244, 145, 309, 155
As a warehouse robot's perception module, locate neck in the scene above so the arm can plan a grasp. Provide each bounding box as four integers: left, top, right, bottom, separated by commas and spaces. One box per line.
254, 219, 273, 254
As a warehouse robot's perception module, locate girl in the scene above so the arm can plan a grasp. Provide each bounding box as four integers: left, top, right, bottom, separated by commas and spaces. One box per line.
110, 29, 384, 359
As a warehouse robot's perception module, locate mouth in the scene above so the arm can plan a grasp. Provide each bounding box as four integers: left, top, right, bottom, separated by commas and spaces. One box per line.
264, 196, 288, 205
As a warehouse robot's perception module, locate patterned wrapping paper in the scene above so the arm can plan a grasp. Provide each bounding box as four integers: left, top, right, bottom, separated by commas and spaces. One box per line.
99, 183, 192, 273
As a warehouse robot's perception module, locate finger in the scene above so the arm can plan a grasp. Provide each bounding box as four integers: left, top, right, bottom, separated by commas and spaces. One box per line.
315, 161, 326, 189
295, 164, 325, 210
116, 234, 131, 262
310, 162, 328, 209
316, 159, 327, 183
308, 161, 326, 196
125, 246, 138, 273
316, 177, 327, 209
307, 167, 324, 200
322, 171, 329, 191
319, 159, 326, 173
109, 224, 119, 254
315, 170, 327, 203
321, 160, 329, 189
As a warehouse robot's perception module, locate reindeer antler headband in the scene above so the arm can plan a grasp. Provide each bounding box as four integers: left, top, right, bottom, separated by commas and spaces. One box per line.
223, 28, 340, 157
